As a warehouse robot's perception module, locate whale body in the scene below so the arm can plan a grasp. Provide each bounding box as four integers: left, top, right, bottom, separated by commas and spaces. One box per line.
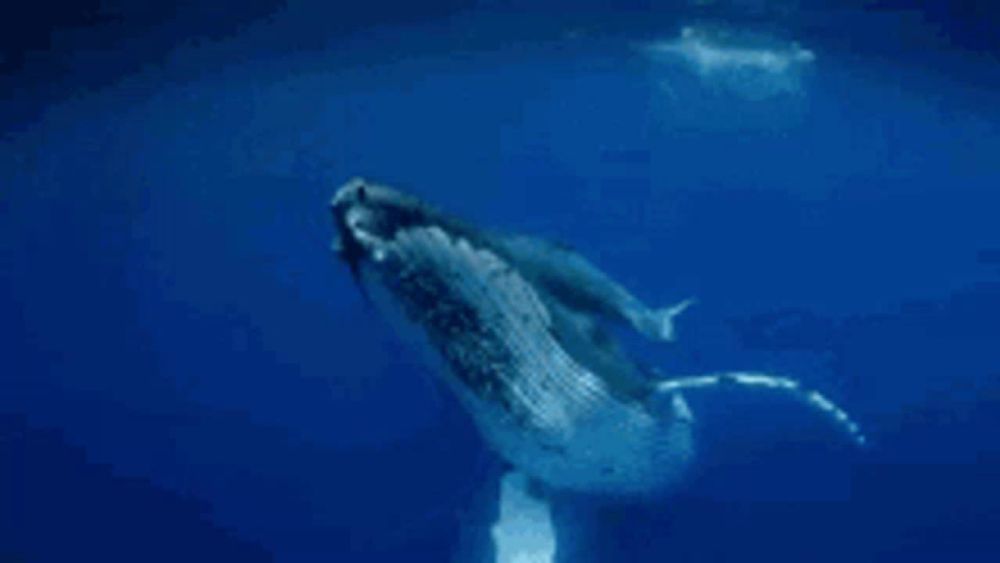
330, 178, 864, 499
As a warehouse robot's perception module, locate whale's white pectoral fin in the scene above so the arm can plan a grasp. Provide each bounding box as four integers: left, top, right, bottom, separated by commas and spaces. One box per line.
654, 372, 867, 447
491, 472, 556, 563
671, 391, 695, 423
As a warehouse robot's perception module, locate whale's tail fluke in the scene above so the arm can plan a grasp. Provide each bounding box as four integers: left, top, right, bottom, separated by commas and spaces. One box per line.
491, 472, 556, 563
635, 298, 697, 342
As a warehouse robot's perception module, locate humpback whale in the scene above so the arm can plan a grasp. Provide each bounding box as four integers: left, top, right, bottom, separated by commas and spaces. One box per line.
330, 178, 864, 558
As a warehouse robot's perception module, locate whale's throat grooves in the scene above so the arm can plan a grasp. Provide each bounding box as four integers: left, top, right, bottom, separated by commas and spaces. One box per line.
374, 226, 611, 433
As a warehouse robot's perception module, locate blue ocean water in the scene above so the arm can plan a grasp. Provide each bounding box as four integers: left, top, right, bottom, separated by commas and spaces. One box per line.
2, 2, 999, 561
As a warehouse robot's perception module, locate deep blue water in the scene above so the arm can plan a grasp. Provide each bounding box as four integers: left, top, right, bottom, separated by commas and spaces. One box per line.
2, 2, 1000, 562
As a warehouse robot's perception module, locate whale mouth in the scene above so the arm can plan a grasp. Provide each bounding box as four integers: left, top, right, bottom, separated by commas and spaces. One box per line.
331, 180, 400, 283
330, 176, 442, 282
331, 196, 371, 279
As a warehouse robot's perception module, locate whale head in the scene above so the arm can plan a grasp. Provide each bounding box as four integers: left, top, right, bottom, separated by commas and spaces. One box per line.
330, 178, 436, 272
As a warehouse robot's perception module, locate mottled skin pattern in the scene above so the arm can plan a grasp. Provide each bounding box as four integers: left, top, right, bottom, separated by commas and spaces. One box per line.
389, 246, 520, 415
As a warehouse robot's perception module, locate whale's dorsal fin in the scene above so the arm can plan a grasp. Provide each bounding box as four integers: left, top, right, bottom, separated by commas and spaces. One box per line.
493, 234, 693, 342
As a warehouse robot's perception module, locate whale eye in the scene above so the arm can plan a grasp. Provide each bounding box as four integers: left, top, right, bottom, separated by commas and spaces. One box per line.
356, 184, 368, 203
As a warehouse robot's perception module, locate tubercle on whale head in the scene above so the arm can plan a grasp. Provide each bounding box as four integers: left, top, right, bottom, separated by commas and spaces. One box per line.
330, 178, 373, 270
329, 177, 431, 268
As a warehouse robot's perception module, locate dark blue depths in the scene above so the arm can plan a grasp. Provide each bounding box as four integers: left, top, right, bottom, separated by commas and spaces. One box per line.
2, 2, 999, 562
